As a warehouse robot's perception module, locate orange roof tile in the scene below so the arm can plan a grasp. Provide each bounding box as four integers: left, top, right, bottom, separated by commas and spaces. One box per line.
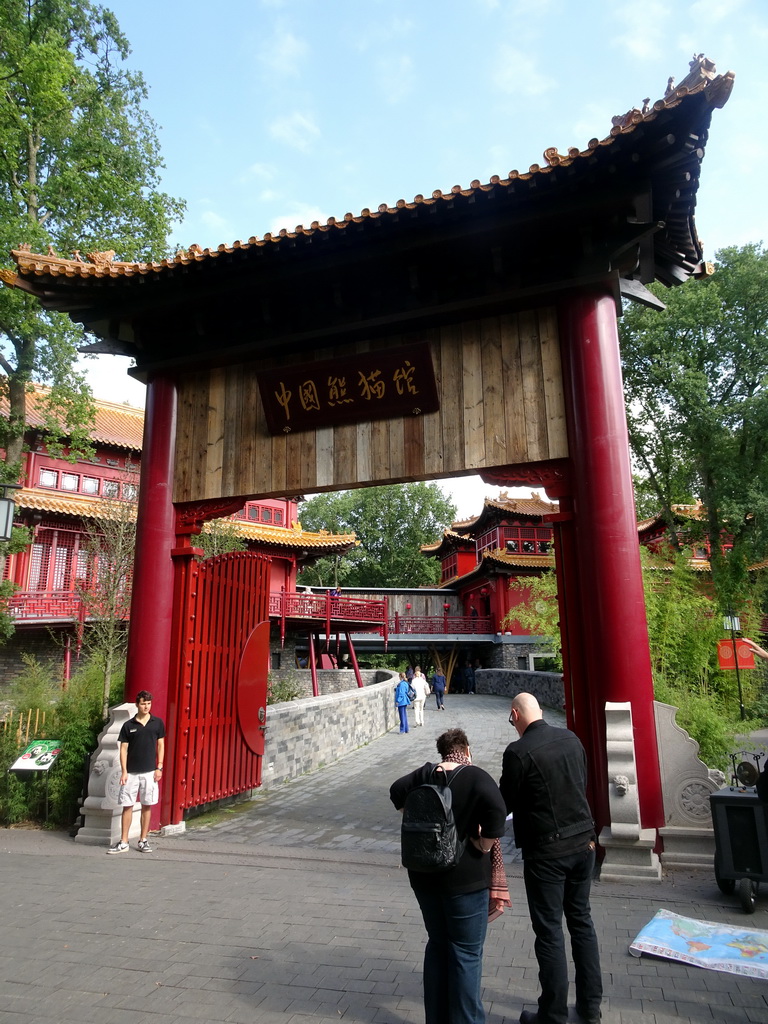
221, 519, 358, 552
1, 60, 733, 288
15, 487, 357, 552
16, 488, 135, 520
1, 384, 143, 451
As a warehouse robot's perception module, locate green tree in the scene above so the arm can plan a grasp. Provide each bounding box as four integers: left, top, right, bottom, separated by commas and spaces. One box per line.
195, 517, 247, 561
78, 481, 136, 718
0, 0, 184, 481
620, 243, 768, 611
298, 483, 456, 588
503, 568, 561, 668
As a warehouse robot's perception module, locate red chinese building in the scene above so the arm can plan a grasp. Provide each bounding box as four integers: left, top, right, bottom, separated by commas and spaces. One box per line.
0, 387, 361, 684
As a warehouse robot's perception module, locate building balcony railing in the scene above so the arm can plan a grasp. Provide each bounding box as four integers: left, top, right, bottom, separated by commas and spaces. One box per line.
7, 590, 131, 623
268, 592, 387, 624
7, 590, 492, 638
8, 590, 87, 621
388, 614, 493, 635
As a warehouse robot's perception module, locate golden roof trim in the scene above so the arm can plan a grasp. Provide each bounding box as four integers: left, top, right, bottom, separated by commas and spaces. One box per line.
6, 60, 733, 284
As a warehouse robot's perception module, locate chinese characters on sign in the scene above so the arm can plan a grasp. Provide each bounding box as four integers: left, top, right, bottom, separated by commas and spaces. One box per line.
257, 343, 440, 435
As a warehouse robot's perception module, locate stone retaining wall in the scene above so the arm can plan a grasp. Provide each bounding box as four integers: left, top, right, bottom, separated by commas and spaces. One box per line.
476, 668, 565, 709
270, 667, 391, 698
261, 672, 399, 789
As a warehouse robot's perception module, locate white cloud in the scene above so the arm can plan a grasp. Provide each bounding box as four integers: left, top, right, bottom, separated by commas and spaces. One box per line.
268, 111, 321, 151
353, 17, 413, 52
240, 162, 276, 184
376, 54, 415, 104
258, 25, 309, 76
491, 46, 556, 97
611, 2, 673, 60
689, 0, 747, 24
267, 202, 330, 235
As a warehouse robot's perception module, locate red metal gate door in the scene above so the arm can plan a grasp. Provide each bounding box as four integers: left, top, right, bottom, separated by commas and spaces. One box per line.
165, 550, 271, 824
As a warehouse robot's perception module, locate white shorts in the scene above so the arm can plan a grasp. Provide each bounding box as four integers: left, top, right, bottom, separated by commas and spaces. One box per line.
119, 771, 159, 807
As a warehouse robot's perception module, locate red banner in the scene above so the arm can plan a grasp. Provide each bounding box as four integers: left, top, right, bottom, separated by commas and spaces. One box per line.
717, 639, 755, 670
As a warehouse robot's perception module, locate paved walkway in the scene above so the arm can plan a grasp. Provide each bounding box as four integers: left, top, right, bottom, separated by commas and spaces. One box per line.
1, 694, 767, 1024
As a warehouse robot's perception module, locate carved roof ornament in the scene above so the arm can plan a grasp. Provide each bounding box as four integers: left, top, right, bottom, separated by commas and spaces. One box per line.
85, 250, 116, 269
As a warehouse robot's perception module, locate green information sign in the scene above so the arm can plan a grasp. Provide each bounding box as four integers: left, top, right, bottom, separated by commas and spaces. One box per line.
10, 739, 62, 773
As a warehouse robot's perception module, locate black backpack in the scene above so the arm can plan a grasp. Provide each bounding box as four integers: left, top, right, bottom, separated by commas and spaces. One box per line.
401, 765, 466, 872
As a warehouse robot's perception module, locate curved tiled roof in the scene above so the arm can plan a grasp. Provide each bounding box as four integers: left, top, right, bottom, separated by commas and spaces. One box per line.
0, 59, 734, 290
421, 528, 475, 556
16, 488, 131, 520
1, 384, 143, 451
16, 487, 357, 552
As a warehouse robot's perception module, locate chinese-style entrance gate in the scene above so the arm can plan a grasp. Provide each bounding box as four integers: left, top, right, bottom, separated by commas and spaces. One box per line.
1, 59, 734, 838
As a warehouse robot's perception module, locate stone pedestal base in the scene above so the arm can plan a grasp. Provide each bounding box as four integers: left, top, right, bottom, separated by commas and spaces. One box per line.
599, 826, 662, 882
74, 703, 144, 848
659, 825, 715, 870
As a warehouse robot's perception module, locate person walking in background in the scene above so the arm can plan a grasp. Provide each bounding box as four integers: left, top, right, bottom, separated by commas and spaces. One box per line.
431, 668, 446, 710
410, 665, 430, 726
394, 672, 412, 733
500, 693, 602, 1024
107, 691, 165, 854
390, 728, 510, 1024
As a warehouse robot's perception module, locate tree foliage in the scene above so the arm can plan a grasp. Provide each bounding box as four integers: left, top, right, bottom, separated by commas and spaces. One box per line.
503, 569, 561, 668
620, 243, 768, 610
0, 0, 184, 478
297, 483, 457, 588
195, 517, 247, 561
78, 480, 137, 717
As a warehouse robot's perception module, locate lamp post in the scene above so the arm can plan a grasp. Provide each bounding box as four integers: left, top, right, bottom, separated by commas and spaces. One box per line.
0, 484, 19, 542
724, 610, 746, 721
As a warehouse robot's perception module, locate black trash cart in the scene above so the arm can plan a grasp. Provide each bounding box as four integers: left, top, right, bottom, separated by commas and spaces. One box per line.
709, 753, 768, 914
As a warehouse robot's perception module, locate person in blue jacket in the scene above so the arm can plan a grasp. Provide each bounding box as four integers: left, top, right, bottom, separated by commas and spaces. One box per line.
432, 670, 446, 710
394, 672, 412, 733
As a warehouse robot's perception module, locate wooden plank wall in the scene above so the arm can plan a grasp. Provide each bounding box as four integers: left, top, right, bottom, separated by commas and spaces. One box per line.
173, 306, 568, 503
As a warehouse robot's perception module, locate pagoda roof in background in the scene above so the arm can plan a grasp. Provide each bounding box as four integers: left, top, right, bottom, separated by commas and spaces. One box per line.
0, 383, 144, 451
450, 492, 559, 537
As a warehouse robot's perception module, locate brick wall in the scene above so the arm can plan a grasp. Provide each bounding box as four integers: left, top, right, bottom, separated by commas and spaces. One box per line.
0, 630, 68, 690
476, 668, 565, 709
261, 672, 399, 789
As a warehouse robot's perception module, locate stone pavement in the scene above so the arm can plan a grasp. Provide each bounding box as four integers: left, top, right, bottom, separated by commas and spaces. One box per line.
1, 694, 767, 1024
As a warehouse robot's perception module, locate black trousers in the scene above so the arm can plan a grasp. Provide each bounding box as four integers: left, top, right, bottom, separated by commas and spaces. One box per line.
523, 845, 602, 1024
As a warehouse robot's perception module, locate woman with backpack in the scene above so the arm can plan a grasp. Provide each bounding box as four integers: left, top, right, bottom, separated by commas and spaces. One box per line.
394, 672, 412, 733
389, 729, 510, 1024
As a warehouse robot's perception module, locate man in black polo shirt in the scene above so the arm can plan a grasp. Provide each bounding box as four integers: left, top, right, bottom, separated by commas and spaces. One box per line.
107, 691, 165, 854
500, 692, 602, 1024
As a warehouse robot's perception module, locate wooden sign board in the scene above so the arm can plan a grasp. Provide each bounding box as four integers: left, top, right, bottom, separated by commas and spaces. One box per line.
173, 306, 568, 503
257, 343, 439, 435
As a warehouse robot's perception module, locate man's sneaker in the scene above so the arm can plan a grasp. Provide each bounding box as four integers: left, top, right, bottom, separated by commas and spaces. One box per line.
137, 839, 153, 853
106, 841, 129, 855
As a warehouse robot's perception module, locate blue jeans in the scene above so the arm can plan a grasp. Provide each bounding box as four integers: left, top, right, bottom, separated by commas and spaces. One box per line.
523, 846, 602, 1024
398, 705, 409, 732
412, 885, 489, 1024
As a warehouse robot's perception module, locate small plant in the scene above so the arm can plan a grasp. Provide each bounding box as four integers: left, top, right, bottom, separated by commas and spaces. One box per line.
267, 672, 303, 705
0, 656, 125, 827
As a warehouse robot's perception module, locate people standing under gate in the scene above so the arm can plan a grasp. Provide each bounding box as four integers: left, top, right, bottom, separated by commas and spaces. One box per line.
394, 672, 412, 733
390, 728, 510, 1024
107, 691, 165, 854
432, 669, 446, 710
499, 693, 602, 1024
410, 666, 430, 726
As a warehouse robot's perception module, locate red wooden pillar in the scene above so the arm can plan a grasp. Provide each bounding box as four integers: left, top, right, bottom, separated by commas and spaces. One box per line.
558, 290, 663, 832
124, 375, 177, 721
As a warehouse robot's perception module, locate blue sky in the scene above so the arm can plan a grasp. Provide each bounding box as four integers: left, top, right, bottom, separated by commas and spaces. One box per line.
82, 0, 768, 516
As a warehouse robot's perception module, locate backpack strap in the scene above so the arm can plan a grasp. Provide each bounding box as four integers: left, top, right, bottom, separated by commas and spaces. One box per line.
433, 764, 466, 787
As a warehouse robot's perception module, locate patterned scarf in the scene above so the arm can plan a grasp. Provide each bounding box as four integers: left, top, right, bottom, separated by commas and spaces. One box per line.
443, 751, 512, 918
